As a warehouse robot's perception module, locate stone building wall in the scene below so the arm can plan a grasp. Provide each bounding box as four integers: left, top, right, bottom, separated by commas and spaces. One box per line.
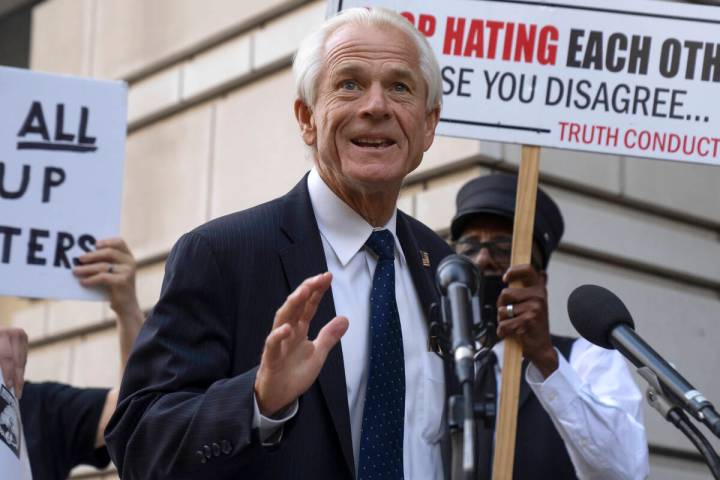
1, 0, 718, 478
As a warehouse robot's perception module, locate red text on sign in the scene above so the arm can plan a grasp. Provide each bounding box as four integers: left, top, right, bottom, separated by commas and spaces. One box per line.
443, 18, 558, 65
558, 121, 720, 159
401, 12, 436, 38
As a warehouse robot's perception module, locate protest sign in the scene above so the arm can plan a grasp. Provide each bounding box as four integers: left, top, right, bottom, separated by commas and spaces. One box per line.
331, 0, 720, 166
328, 1, 720, 477
0, 66, 127, 301
0, 370, 32, 480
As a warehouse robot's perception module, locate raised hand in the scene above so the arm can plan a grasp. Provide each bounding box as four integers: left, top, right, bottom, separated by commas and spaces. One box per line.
73, 237, 144, 366
254, 272, 349, 416
72, 237, 142, 320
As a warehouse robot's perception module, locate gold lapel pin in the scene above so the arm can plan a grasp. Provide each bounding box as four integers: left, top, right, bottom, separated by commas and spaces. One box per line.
421, 251, 430, 267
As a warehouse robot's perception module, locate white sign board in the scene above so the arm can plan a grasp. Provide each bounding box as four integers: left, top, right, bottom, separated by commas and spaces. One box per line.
0, 66, 127, 301
331, 0, 720, 167
0, 371, 32, 480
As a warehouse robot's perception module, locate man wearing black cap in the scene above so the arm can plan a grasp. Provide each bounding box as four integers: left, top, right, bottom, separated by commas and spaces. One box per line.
451, 173, 649, 479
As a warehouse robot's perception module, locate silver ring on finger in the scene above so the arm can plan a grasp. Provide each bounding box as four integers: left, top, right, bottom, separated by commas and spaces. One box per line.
506, 304, 514, 319
107, 264, 114, 274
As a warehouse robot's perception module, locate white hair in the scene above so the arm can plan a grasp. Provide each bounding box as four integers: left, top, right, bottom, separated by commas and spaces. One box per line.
293, 7, 443, 112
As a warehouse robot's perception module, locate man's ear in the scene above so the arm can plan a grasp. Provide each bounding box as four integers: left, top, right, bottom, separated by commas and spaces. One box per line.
294, 98, 316, 146
422, 105, 441, 152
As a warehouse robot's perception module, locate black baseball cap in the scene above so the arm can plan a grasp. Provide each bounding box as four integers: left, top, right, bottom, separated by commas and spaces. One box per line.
450, 173, 564, 268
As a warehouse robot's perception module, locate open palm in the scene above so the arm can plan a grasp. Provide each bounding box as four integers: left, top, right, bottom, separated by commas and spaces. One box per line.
254, 272, 349, 416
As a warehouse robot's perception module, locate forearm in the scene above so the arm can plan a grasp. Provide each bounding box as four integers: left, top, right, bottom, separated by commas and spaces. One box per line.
115, 306, 144, 369
107, 370, 260, 479
527, 352, 649, 479
95, 388, 119, 448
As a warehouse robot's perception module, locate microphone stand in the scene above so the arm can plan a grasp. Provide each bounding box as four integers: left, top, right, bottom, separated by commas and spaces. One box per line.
434, 256, 497, 480
448, 386, 476, 480
447, 348, 496, 480
445, 282, 477, 480
639, 367, 720, 479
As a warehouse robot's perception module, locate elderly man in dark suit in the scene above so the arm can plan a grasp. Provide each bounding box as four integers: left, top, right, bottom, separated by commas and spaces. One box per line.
105, 7, 453, 479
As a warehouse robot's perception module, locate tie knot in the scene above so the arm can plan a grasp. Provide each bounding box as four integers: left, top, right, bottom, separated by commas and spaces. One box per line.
365, 229, 395, 261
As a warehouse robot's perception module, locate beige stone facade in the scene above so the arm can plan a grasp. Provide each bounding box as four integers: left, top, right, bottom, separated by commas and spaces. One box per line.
1, 0, 718, 478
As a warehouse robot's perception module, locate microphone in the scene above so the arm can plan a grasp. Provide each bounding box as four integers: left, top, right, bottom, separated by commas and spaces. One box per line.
436, 254, 479, 385
437, 254, 480, 477
568, 284, 720, 437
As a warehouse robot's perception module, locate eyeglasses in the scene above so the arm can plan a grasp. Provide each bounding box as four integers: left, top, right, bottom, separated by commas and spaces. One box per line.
453, 235, 543, 271
453, 236, 513, 265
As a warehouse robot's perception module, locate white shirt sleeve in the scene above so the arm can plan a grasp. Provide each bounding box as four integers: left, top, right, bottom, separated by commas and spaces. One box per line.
252, 394, 299, 445
525, 338, 649, 480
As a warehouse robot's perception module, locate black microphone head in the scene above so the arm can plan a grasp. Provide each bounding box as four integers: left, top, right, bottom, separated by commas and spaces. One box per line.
436, 254, 479, 295
567, 284, 635, 349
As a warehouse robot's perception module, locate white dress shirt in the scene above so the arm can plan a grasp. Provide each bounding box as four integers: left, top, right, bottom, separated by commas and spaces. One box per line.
492, 338, 649, 480
307, 169, 446, 479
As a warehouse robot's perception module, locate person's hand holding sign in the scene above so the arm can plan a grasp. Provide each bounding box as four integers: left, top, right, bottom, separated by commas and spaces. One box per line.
0, 327, 28, 400
72, 237, 144, 365
73, 238, 140, 317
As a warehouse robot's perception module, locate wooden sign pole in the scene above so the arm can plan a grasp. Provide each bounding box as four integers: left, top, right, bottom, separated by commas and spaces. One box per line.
491, 145, 541, 480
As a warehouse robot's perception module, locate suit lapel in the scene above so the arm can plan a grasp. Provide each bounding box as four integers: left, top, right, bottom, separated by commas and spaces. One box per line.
278, 175, 355, 478
396, 212, 439, 325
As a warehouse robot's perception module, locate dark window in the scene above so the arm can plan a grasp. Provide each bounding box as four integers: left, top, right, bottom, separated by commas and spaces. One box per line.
0, 0, 45, 69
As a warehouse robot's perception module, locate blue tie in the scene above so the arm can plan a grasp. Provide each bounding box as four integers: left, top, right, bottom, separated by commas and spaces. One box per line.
358, 229, 405, 480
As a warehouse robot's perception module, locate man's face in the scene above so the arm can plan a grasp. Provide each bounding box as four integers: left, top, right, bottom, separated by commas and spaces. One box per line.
296, 23, 439, 194
455, 216, 514, 276
455, 215, 545, 276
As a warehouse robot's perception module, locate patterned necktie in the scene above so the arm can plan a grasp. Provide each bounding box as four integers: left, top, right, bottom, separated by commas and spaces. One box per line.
358, 229, 405, 480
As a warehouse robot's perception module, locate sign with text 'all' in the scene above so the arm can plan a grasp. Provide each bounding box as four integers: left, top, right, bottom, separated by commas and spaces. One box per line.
331, 0, 720, 167
0, 66, 127, 300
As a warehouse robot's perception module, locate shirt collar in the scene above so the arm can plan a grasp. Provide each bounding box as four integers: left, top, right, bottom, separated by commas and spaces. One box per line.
307, 168, 402, 267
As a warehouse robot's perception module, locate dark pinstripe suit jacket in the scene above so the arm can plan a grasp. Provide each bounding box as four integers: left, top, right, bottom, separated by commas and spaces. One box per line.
105, 174, 453, 479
